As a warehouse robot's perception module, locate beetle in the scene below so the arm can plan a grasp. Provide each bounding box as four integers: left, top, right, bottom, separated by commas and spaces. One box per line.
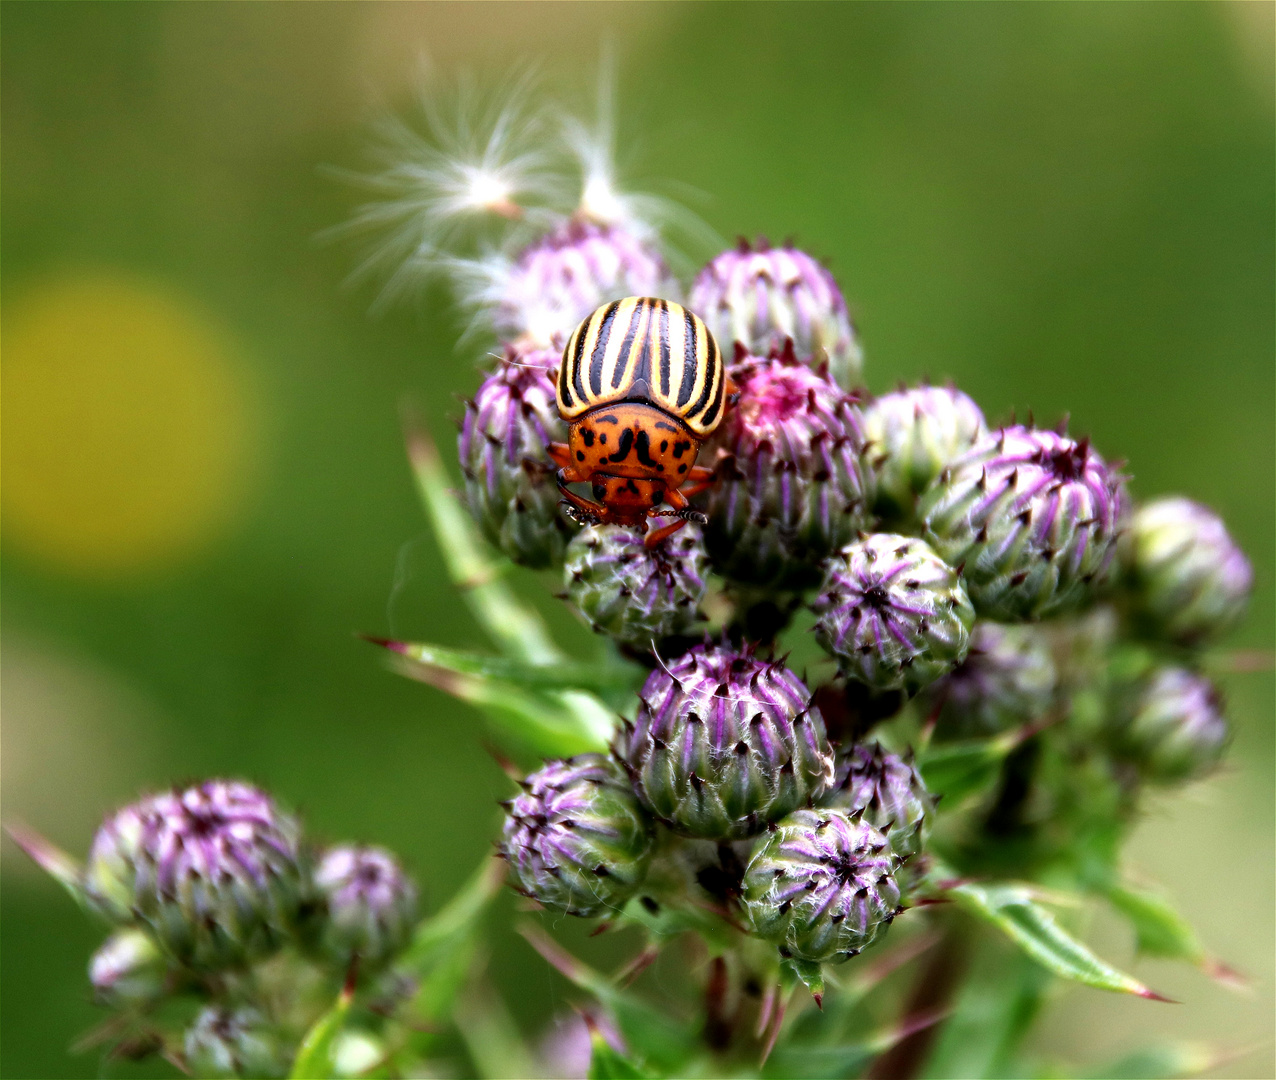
549, 296, 730, 548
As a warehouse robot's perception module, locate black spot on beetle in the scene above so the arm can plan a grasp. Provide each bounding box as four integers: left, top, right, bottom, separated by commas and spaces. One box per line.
660, 440, 669, 452
599, 433, 608, 445
597, 414, 620, 425
608, 428, 635, 463
576, 451, 585, 461
582, 429, 595, 447
678, 464, 687, 473
672, 440, 691, 459
634, 430, 658, 467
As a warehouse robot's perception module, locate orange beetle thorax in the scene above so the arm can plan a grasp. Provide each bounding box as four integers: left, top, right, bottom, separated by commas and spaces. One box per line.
567, 402, 703, 483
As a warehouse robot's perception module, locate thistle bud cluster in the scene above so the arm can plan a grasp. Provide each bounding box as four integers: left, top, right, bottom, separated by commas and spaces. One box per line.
68, 780, 419, 1076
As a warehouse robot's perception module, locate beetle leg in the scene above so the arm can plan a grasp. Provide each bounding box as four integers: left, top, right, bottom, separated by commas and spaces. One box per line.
556, 472, 609, 526
548, 442, 579, 473
644, 519, 688, 548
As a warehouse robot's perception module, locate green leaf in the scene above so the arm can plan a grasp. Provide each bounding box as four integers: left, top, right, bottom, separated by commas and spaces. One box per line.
946, 880, 1170, 1000
291, 983, 353, 1079
1105, 884, 1201, 961
454, 981, 537, 1080
375, 639, 636, 698
588, 1025, 650, 1079
517, 925, 696, 1073
385, 650, 608, 758
403, 413, 559, 665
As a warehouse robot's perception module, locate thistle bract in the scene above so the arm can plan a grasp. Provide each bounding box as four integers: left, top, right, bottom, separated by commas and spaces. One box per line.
704, 350, 870, 588
501, 755, 654, 917
312, 845, 419, 971
1113, 666, 1228, 783
862, 385, 987, 524
822, 742, 933, 860
812, 534, 975, 694
921, 426, 1126, 620
615, 645, 835, 839
1120, 496, 1252, 647
564, 524, 708, 650
495, 219, 675, 347
89, 928, 168, 1008
86, 780, 305, 970
184, 1005, 287, 1079
742, 808, 900, 963
689, 240, 863, 389
459, 356, 571, 568
917, 621, 1056, 739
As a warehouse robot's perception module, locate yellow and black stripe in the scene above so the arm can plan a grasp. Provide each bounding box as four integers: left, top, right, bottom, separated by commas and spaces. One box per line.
557, 297, 725, 437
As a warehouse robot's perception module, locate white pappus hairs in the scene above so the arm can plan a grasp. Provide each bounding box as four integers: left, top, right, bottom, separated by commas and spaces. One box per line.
338, 57, 716, 333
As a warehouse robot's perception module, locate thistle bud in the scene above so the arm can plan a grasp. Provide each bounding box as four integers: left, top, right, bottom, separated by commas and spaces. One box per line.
704, 350, 871, 589
689, 240, 863, 389
459, 356, 571, 568
615, 645, 835, 839
183, 1006, 287, 1079
1120, 497, 1252, 647
563, 525, 708, 650
89, 928, 169, 1008
861, 385, 987, 525
921, 426, 1127, 620
812, 534, 975, 694
1112, 666, 1228, 783
500, 755, 654, 918
742, 809, 900, 963
311, 845, 419, 972
495, 219, 675, 347
916, 621, 1056, 739
85, 780, 306, 970
822, 742, 933, 860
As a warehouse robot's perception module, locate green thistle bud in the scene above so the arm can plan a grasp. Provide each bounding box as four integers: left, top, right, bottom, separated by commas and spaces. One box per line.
704, 350, 871, 589
921, 426, 1127, 620
183, 1006, 287, 1079
563, 525, 708, 650
1112, 666, 1228, 783
821, 742, 933, 860
500, 755, 654, 917
689, 240, 863, 389
459, 354, 572, 568
742, 808, 901, 963
916, 621, 1056, 739
85, 781, 306, 970
861, 385, 987, 525
89, 928, 169, 1008
312, 845, 419, 972
812, 534, 975, 694
1120, 496, 1252, 647
615, 645, 836, 839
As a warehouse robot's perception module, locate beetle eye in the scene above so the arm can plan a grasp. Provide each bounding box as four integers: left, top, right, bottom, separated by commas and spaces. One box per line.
592, 482, 608, 501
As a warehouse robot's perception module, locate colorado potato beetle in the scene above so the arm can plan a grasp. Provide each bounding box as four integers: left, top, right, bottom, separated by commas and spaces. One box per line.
550, 296, 731, 547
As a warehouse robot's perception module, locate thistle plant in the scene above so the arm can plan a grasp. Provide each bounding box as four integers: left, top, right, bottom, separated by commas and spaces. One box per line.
15, 75, 1261, 1080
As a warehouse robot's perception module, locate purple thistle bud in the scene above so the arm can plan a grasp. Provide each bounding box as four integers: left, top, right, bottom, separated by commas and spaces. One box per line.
742, 808, 900, 963
704, 349, 871, 588
458, 354, 572, 568
812, 534, 975, 694
85, 780, 305, 970
89, 928, 169, 1008
563, 525, 708, 651
821, 741, 934, 860
615, 644, 836, 839
921, 426, 1127, 620
1113, 666, 1228, 784
861, 385, 987, 524
690, 240, 863, 389
495, 219, 676, 347
184, 1005, 287, 1079
311, 845, 419, 971
1120, 496, 1252, 647
916, 621, 1057, 739
500, 754, 654, 918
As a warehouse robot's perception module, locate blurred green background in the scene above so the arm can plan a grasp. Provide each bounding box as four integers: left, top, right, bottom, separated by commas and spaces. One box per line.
2, 3, 1272, 1077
